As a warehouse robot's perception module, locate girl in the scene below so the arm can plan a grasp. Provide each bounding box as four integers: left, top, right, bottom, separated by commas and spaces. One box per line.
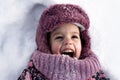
18, 4, 109, 80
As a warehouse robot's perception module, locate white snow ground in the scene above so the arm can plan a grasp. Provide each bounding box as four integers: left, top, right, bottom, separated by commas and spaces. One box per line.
0, 0, 120, 80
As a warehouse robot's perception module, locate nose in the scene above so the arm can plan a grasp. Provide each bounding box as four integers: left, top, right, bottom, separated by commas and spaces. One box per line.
63, 37, 72, 45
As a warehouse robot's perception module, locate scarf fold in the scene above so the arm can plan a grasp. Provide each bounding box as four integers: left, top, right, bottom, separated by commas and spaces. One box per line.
31, 50, 101, 80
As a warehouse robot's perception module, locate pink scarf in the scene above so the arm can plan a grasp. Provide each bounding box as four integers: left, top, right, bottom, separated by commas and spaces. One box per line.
31, 50, 101, 80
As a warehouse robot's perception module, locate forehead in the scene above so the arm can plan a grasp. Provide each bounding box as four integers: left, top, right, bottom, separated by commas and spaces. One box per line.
51, 23, 80, 34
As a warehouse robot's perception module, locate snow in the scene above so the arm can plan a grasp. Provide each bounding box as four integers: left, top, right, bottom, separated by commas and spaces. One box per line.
0, 0, 120, 80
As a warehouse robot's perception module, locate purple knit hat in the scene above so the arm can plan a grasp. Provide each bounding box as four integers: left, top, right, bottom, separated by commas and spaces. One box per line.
36, 4, 91, 59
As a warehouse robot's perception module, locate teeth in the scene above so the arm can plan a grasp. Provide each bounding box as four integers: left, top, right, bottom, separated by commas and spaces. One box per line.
62, 50, 73, 53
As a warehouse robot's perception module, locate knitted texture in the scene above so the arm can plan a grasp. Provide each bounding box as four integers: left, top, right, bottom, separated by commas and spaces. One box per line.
36, 4, 90, 58
32, 50, 101, 80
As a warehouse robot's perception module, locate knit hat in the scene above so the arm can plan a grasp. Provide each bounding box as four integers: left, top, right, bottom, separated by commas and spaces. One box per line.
36, 4, 91, 59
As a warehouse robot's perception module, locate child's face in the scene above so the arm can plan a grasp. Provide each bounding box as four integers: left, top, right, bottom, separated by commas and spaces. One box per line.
50, 23, 82, 59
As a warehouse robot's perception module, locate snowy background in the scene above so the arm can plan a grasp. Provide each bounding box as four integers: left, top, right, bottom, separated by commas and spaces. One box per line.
0, 0, 120, 80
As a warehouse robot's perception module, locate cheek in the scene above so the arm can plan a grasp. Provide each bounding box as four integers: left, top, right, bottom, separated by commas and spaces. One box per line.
75, 42, 82, 58
51, 43, 61, 54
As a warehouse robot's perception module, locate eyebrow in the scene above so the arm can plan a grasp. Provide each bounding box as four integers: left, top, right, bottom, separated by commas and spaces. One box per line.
52, 31, 80, 37
51, 32, 61, 37
72, 32, 80, 34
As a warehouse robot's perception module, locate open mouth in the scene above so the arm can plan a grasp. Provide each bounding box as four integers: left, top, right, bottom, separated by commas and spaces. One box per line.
61, 51, 75, 58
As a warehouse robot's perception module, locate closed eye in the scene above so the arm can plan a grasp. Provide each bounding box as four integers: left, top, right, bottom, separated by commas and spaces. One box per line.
72, 35, 79, 39
55, 36, 63, 40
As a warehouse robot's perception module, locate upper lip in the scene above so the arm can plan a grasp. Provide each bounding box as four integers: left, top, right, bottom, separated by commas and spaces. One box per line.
61, 48, 74, 53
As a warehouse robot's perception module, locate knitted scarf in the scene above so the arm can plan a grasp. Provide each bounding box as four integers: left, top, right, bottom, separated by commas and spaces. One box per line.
31, 50, 101, 80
